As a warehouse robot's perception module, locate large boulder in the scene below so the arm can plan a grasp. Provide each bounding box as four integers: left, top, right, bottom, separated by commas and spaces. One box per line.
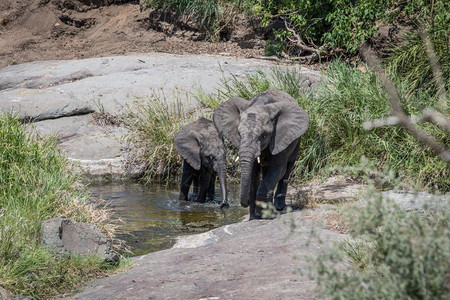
41, 217, 118, 263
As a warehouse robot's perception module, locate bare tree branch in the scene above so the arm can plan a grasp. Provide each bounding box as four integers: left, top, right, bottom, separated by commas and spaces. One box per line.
363, 109, 450, 132
360, 43, 450, 163
282, 18, 324, 64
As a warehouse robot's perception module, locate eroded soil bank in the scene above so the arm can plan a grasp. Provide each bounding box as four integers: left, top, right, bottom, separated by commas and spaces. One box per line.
0, 0, 266, 69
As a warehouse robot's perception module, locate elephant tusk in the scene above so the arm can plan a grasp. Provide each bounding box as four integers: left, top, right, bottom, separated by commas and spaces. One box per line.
235, 156, 239, 162
257, 156, 260, 164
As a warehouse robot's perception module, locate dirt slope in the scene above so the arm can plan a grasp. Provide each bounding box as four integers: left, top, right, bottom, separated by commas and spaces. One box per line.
0, 0, 265, 68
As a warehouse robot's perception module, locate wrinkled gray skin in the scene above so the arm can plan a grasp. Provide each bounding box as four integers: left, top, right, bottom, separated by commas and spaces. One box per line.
213, 88, 309, 219
174, 117, 229, 208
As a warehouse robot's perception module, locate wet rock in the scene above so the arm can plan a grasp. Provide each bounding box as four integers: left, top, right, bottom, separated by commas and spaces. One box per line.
41, 217, 118, 263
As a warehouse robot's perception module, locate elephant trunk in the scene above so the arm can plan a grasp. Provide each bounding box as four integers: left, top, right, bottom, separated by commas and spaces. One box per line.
217, 163, 228, 209
239, 155, 255, 208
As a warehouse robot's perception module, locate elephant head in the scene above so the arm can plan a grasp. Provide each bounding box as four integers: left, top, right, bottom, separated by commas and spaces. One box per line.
213, 88, 309, 209
174, 117, 228, 207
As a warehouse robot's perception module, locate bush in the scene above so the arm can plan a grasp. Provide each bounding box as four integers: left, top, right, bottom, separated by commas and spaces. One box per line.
313, 189, 450, 299
0, 113, 116, 299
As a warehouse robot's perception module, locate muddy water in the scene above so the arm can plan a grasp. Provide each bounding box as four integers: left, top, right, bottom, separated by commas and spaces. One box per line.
88, 183, 247, 256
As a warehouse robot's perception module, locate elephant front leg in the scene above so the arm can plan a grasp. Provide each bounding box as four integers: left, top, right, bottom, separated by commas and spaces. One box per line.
179, 160, 195, 201
248, 162, 261, 220
249, 162, 262, 220
273, 163, 295, 211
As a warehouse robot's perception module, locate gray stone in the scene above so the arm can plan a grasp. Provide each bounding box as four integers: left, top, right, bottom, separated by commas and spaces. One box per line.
287, 175, 365, 207
41, 217, 118, 263
380, 190, 449, 211
0, 287, 13, 300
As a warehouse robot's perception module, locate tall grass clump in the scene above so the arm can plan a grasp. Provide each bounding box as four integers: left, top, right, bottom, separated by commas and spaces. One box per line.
308, 61, 448, 190
126, 92, 207, 182
198, 66, 311, 108
386, 26, 450, 99
141, 0, 238, 39
0, 113, 116, 299
312, 188, 450, 299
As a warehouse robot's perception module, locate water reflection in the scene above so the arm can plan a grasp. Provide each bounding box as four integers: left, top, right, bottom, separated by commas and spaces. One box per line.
88, 182, 246, 256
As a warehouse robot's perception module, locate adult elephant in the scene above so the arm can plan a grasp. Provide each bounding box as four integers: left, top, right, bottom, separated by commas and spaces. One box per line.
174, 117, 229, 208
213, 88, 309, 219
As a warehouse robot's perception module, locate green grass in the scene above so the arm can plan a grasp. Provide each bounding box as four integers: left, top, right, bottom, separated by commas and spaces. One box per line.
304, 61, 448, 190
386, 24, 450, 100
0, 113, 118, 299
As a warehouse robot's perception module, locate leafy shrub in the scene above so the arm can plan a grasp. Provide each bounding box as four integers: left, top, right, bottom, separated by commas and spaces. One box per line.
313, 189, 450, 299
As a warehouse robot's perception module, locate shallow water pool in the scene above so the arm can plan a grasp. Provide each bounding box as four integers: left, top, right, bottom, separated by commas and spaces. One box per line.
88, 182, 247, 256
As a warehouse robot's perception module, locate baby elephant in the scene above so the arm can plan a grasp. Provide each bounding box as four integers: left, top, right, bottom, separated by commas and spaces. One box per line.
174, 117, 229, 208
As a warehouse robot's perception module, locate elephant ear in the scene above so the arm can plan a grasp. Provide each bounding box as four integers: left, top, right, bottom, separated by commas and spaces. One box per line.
213, 96, 249, 149
174, 126, 201, 170
269, 102, 310, 155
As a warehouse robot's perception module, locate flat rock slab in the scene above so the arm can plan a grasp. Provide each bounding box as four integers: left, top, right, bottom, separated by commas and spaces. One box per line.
0, 53, 321, 181
62, 208, 343, 300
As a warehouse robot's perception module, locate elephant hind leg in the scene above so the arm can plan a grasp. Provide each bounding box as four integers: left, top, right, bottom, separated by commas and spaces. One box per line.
273, 142, 300, 211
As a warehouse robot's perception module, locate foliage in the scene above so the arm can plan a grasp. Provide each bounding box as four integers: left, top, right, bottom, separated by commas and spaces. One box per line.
313, 188, 450, 299
0, 113, 117, 299
310, 61, 448, 190
259, 0, 448, 55
141, 0, 448, 58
